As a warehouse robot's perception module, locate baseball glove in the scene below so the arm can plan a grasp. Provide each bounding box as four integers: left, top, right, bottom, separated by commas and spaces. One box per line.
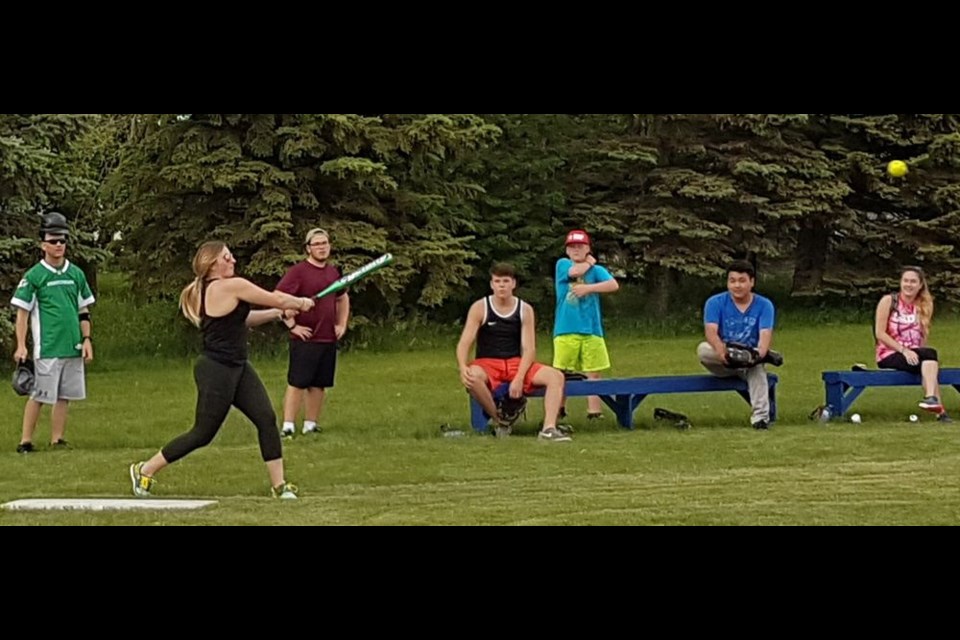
724, 342, 761, 369
653, 407, 691, 430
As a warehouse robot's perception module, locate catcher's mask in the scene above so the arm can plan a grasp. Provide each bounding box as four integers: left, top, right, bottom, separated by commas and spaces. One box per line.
724, 342, 783, 368
496, 395, 527, 426
724, 342, 759, 369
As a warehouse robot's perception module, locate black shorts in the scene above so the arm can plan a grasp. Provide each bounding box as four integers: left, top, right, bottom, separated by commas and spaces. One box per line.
287, 341, 338, 389
878, 347, 939, 375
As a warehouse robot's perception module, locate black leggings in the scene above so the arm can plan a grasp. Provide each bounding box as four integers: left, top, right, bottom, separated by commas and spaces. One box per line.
162, 356, 282, 464
878, 347, 939, 375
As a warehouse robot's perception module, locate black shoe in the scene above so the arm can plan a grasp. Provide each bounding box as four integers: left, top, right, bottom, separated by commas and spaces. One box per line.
16, 442, 34, 454
937, 413, 953, 423
752, 420, 769, 430
762, 350, 784, 367
50, 439, 71, 449
587, 412, 603, 420
558, 406, 567, 419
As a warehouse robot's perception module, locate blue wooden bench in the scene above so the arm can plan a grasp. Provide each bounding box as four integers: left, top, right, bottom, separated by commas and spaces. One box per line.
822, 368, 960, 418
470, 374, 779, 432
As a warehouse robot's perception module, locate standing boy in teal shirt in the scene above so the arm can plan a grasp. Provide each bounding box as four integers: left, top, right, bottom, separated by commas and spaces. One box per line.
553, 229, 619, 419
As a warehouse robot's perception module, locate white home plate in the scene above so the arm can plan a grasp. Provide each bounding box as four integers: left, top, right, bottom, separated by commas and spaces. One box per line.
2, 499, 217, 511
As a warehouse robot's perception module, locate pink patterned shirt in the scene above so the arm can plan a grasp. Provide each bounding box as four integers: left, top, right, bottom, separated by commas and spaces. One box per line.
876, 295, 925, 362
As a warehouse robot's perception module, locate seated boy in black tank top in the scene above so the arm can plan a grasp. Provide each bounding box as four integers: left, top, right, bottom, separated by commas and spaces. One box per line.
455, 263, 572, 441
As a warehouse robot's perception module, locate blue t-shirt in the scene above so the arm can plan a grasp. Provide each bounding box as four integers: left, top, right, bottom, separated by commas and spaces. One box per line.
703, 292, 775, 348
554, 258, 613, 337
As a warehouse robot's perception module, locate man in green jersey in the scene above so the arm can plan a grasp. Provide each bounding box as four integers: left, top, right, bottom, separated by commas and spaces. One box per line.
10, 212, 95, 453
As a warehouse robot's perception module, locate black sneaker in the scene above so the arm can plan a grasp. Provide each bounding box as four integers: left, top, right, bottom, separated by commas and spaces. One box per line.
752, 420, 769, 430
937, 413, 953, 423
919, 396, 943, 412
587, 412, 604, 420
538, 427, 572, 442
50, 439, 71, 449
16, 442, 34, 454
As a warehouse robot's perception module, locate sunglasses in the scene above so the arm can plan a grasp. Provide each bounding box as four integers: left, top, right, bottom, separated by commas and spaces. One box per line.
44, 238, 68, 245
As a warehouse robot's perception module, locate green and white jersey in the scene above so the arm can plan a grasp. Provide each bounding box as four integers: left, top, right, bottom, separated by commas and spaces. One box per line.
10, 260, 95, 359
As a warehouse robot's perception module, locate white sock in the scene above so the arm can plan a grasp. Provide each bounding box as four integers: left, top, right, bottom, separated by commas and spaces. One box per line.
303, 420, 318, 433
282, 421, 295, 433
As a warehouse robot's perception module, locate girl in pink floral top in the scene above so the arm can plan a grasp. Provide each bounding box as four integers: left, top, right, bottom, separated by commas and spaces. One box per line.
874, 266, 949, 420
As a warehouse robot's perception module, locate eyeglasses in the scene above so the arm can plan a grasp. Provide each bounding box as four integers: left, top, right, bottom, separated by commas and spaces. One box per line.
44, 238, 68, 245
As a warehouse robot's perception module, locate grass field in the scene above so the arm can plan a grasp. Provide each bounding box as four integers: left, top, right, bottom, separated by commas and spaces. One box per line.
2, 321, 960, 525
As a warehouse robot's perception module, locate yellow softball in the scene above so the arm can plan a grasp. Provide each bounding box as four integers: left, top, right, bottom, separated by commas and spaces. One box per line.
887, 160, 908, 177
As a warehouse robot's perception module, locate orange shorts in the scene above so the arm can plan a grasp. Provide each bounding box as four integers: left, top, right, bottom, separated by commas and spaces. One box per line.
470, 357, 544, 395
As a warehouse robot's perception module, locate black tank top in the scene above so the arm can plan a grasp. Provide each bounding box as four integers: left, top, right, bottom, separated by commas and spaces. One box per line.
475, 296, 523, 359
200, 281, 250, 366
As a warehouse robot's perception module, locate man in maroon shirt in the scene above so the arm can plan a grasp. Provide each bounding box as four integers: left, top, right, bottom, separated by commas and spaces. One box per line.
276, 228, 350, 437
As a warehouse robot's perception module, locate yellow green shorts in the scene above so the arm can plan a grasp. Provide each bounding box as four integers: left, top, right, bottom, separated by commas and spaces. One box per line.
552, 334, 610, 372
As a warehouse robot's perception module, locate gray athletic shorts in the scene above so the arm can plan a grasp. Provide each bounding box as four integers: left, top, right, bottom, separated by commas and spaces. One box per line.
31, 358, 86, 404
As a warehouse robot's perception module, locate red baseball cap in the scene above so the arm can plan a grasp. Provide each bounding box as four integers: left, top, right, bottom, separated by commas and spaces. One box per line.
565, 229, 591, 246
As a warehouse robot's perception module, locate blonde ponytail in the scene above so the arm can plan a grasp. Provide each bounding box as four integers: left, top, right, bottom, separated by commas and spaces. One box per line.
180, 278, 203, 327
180, 241, 227, 327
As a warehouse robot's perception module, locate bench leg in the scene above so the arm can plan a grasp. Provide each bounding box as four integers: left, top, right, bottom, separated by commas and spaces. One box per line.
824, 380, 846, 418
627, 394, 646, 429
839, 385, 866, 417
769, 383, 777, 423
602, 394, 645, 429
597, 394, 622, 426
470, 397, 490, 433
470, 383, 512, 434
